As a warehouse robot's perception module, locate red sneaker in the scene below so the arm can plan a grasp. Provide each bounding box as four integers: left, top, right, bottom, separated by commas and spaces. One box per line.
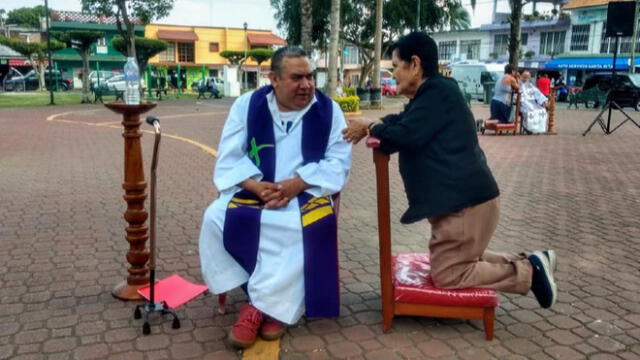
228, 303, 263, 348
260, 316, 286, 340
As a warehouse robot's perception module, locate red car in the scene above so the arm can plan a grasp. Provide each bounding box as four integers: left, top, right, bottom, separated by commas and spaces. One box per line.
381, 78, 397, 96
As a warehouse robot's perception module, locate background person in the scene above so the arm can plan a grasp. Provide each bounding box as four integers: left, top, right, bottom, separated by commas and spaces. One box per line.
342, 32, 558, 311
490, 64, 519, 123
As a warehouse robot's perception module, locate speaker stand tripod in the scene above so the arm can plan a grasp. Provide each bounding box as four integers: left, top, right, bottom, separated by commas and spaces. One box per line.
583, 35, 640, 136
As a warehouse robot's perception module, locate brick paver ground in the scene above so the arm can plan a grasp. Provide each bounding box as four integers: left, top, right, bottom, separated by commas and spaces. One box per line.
1, 97, 639, 359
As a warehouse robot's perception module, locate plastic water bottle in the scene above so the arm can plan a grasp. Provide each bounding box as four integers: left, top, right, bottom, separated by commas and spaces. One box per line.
124, 57, 140, 105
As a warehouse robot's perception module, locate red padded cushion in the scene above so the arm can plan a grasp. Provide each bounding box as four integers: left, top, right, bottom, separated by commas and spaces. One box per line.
496, 123, 516, 130
392, 253, 499, 307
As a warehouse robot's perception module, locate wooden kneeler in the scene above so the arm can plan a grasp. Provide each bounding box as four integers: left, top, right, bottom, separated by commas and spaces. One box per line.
367, 137, 498, 341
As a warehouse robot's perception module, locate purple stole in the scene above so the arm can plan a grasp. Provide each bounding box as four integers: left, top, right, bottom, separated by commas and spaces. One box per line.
222, 86, 339, 317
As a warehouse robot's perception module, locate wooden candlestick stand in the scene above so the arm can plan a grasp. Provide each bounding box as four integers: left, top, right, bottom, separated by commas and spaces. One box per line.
105, 102, 157, 300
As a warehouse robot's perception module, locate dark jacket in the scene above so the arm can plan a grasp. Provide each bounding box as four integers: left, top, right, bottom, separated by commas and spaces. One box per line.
370, 74, 499, 224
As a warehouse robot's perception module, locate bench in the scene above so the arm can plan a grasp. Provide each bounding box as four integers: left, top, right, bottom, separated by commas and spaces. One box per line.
568, 87, 609, 109
197, 84, 222, 100
94, 84, 124, 103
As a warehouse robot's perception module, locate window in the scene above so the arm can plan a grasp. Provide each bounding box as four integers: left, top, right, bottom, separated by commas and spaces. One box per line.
494, 34, 509, 56
95, 37, 108, 54
540, 31, 566, 55
159, 42, 175, 62
460, 40, 481, 60
570, 24, 590, 51
209, 42, 219, 52
178, 42, 195, 62
343, 46, 359, 65
601, 23, 634, 53
438, 41, 456, 61
521, 33, 528, 46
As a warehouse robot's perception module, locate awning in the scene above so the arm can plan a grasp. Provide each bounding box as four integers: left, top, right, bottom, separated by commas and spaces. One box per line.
157, 29, 198, 42
247, 33, 286, 46
545, 57, 640, 70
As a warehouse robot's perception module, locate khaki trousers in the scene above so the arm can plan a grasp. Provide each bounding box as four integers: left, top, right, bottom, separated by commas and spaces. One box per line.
428, 197, 531, 295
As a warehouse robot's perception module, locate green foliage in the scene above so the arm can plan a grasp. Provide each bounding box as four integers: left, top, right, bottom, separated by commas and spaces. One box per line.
344, 87, 356, 96
524, 50, 535, 59
6, 6, 45, 28
80, 0, 174, 25
52, 30, 105, 52
333, 95, 360, 113
0, 36, 64, 58
271, 0, 332, 49
220, 50, 246, 65
249, 49, 274, 65
112, 36, 167, 71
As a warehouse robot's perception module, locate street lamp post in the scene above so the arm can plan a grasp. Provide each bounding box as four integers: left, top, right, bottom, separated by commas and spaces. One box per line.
44, 0, 55, 105
243, 22, 248, 91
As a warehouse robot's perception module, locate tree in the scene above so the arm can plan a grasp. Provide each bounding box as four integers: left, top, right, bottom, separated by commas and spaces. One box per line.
0, 36, 65, 91
219, 50, 246, 65
81, 0, 174, 63
328, 0, 341, 98
6, 6, 45, 28
508, 0, 524, 69
441, 2, 471, 31
300, 0, 313, 54
112, 36, 167, 75
273, 0, 464, 88
53, 30, 104, 103
249, 48, 274, 80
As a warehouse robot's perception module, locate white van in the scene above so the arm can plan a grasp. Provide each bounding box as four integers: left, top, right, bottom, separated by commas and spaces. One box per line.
448, 62, 507, 101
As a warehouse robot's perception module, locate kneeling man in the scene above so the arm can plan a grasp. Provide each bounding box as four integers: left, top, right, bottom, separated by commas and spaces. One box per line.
199, 46, 352, 348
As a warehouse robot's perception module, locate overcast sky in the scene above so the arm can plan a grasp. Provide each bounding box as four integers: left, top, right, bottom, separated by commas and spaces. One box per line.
3, 0, 554, 32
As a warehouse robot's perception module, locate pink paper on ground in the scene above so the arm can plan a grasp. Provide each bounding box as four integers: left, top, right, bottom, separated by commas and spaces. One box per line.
137, 274, 208, 309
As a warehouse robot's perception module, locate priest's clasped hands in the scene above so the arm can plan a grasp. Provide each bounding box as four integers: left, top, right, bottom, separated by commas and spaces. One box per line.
240, 177, 310, 209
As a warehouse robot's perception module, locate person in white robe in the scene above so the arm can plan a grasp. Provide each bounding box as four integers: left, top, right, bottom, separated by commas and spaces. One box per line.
520, 71, 549, 134
198, 46, 351, 348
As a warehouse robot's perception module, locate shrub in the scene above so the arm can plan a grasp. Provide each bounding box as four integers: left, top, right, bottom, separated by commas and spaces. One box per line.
344, 87, 356, 97
334, 95, 360, 113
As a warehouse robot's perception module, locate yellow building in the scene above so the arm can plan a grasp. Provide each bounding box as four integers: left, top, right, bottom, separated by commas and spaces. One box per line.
145, 24, 286, 90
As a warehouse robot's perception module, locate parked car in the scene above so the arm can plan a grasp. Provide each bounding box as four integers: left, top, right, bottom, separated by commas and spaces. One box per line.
381, 78, 397, 96
448, 62, 506, 100
88, 70, 116, 88
3, 69, 72, 91
190, 77, 224, 91
103, 74, 127, 92
582, 72, 640, 110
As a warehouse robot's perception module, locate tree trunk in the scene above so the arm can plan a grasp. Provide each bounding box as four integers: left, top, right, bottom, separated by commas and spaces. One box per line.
300, 0, 313, 55
508, 0, 523, 70
371, 0, 383, 109
81, 48, 91, 103
328, 0, 341, 98
36, 59, 45, 92
116, 0, 137, 60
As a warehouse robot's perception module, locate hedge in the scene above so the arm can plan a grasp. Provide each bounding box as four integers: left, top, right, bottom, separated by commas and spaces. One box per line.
344, 87, 356, 97
334, 95, 360, 113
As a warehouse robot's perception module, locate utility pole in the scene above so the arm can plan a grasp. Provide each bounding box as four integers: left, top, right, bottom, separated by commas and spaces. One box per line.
45, 0, 55, 105
630, 0, 639, 73
372, 0, 383, 109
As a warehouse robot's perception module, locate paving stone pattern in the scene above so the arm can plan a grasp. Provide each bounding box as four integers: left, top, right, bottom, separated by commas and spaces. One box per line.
0, 99, 639, 359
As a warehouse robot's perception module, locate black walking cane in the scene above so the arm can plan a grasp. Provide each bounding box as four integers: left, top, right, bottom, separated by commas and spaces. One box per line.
133, 116, 181, 335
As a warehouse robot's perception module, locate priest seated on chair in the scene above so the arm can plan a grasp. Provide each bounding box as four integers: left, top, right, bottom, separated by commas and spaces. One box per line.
519, 71, 549, 134
198, 46, 352, 349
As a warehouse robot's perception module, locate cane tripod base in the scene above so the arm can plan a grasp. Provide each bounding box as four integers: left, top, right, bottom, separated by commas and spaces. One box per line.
112, 281, 147, 301
134, 301, 181, 335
